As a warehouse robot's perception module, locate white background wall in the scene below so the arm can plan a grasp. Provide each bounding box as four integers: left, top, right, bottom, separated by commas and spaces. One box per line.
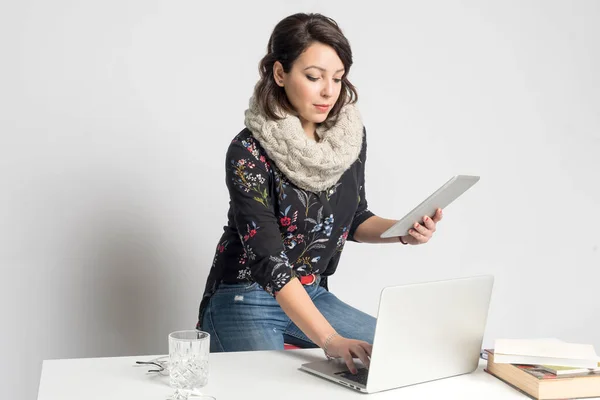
1, 1, 599, 398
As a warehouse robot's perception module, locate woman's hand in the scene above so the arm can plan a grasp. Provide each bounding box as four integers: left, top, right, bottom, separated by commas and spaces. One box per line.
324, 335, 373, 374
401, 208, 443, 245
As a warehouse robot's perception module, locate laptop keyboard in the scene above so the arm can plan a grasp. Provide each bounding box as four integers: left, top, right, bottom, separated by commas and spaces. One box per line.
337, 367, 369, 385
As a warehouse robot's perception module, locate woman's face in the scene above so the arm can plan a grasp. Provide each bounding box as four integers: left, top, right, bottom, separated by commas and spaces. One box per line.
274, 42, 345, 132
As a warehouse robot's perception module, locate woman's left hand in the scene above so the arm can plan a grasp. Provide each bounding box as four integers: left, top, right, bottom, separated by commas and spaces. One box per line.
401, 208, 443, 245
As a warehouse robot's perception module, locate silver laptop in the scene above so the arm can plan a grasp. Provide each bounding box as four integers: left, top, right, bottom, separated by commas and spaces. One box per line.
299, 275, 494, 393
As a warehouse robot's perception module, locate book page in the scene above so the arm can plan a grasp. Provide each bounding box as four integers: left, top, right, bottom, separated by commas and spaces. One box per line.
495, 339, 598, 361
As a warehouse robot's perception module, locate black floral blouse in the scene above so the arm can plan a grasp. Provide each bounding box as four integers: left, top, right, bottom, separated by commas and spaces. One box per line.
196, 127, 375, 328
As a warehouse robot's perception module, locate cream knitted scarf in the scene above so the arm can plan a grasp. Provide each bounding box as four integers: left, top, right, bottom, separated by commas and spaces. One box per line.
243, 96, 364, 193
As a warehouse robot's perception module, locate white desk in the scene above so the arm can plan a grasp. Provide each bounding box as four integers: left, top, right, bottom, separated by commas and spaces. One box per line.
38, 348, 531, 399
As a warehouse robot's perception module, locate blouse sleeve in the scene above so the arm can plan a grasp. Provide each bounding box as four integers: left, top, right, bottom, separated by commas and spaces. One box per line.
348, 127, 375, 242
225, 138, 295, 295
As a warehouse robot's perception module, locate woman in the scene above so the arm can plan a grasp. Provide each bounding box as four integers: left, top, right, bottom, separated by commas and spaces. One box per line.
196, 13, 442, 374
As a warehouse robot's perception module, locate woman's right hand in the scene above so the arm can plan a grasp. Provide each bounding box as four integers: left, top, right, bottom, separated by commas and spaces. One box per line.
325, 335, 373, 374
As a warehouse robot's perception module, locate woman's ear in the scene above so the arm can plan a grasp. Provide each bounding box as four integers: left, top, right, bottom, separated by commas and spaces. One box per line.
273, 61, 285, 87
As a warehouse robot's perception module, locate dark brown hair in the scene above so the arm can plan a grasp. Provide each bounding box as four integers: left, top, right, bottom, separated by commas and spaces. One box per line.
253, 13, 358, 128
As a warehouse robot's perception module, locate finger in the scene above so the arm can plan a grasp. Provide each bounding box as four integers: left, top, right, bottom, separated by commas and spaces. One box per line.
360, 342, 373, 357
342, 351, 358, 374
423, 215, 436, 231
432, 208, 443, 223
409, 228, 429, 243
350, 344, 370, 369
413, 222, 431, 237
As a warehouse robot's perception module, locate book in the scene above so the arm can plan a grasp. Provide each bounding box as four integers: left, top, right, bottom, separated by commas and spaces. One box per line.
493, 339, 600, 369
539, 363, 600, 376
484, 349, 600, 399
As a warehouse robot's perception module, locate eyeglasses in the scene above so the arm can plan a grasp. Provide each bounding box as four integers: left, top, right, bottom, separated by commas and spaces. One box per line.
134, 355, 169, 376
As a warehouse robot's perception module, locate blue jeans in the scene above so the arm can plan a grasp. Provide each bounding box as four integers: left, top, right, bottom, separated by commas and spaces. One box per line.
201, 277, 376, 352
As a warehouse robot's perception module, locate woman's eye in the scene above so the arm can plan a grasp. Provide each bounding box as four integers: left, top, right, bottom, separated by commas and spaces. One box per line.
306, 76, 342, 83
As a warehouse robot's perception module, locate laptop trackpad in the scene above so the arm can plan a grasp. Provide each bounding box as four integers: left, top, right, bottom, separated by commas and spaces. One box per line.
301, 358, 369, 387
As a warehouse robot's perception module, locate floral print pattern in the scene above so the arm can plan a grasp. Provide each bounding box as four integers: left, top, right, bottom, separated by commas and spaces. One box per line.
336, 226, 350, 250
197, 127, 374, 329
231, 159, 269, 208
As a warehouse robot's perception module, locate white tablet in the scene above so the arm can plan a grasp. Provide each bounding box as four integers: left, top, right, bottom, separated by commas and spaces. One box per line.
380, 175, 480, 239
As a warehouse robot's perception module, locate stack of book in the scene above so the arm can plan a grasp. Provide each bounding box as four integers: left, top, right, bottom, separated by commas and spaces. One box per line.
484, 339, 600, 399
